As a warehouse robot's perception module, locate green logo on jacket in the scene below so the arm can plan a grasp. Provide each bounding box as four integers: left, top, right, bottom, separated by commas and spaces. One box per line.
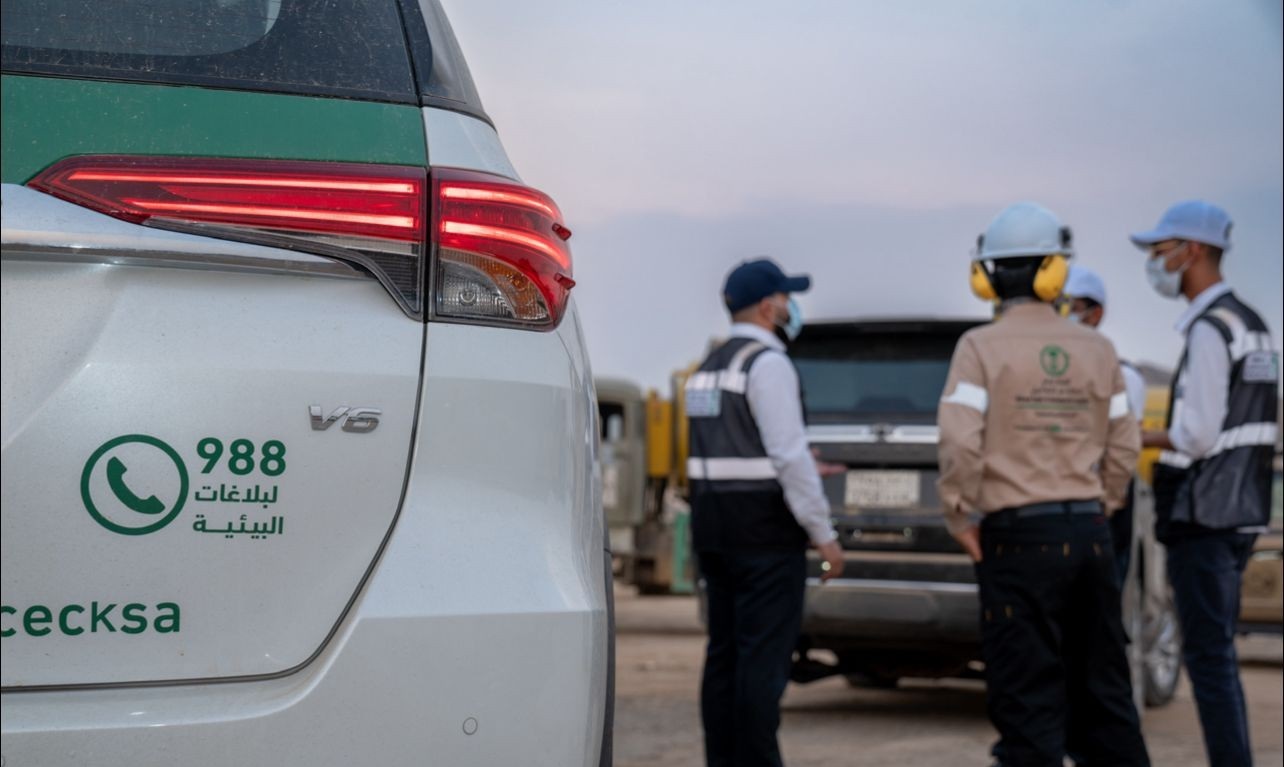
1040, 345, 1070, 377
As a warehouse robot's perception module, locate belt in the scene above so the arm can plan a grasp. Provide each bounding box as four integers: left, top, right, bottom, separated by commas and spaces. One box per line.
991, 500, 1102, 521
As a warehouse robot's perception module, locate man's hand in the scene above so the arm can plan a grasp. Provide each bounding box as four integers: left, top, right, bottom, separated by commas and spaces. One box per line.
1142, 430, 1174, 450
952, 524, 983, 563
816, 539, 845, 582
811, 448, 846, 478
815, 460, 846, 478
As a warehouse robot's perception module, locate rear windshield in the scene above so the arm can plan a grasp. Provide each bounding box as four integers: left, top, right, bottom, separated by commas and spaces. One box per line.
2, 0, 486, 116
3, 1, 285, 57
790, 326, 972, 424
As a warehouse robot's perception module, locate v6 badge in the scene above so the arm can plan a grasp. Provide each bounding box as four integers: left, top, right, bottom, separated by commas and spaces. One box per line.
309, 405, 381, 433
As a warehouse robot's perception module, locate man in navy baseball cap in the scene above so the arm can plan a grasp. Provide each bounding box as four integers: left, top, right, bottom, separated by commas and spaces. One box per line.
722, 257, 812, 314
690, 256, 842, 766
722, 258, 811, 345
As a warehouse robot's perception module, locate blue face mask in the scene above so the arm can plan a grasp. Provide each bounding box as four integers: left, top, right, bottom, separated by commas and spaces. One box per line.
777, 297, 803, 342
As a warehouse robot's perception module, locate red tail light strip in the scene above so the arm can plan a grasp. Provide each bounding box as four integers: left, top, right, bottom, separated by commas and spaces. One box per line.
124, 199, 418, 232
29, 156, 425, 243
24, 157, 577, 329
440, 221, 570, 267
62, 171, 419, 194
26, 155, 429, 318
439, 185, 561, 219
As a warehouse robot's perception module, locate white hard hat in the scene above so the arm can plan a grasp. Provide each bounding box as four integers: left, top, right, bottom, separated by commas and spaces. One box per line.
1064, 265, 1107, 306
976, 202, 1074, 260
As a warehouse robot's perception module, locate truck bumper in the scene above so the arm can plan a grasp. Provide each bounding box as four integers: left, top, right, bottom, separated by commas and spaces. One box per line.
803, 577, 980, 644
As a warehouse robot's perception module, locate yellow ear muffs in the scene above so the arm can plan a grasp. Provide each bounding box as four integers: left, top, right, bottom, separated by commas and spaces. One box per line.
1033, 254, 1069, 302
970, 261, 997, 301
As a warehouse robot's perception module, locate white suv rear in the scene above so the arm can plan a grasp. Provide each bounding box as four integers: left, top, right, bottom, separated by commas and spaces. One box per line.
1, 1, 612, 764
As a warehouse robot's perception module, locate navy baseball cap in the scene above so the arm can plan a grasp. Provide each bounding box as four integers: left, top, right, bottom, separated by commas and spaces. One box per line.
1130, 200, 1233, 251
723, 258, 811, 313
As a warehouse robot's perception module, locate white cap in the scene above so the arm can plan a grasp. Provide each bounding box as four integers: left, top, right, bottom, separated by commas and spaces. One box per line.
1064, 265, 1107, 306
1130, 200, 1232, 251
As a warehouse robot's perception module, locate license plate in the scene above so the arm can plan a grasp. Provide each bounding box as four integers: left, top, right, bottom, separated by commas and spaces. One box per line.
844, 470, 920, 508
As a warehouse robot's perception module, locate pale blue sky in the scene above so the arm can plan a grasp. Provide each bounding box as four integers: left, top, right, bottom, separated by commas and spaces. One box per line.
445, 0, 1283, 390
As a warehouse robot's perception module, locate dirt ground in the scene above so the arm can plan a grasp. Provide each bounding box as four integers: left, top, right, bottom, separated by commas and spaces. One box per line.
612, 588, 1284, 767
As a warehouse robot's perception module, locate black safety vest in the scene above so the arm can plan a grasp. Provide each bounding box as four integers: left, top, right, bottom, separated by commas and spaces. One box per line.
685, 337, 809, 552
1153, 292, 1279, 540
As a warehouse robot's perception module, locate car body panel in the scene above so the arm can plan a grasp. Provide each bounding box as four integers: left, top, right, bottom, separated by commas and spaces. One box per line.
1, 269, 608, 763
422, 107, 519, 180
2, 311, 609, 757
1, 187, 423, 687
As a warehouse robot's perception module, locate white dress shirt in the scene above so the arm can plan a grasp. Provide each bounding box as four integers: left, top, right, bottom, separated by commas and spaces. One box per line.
1168, 282, 1233, 459
730, 322, 837, 545
1121, 363, 1147, 424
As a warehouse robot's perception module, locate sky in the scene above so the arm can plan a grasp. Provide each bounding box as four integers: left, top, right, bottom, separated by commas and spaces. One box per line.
442, 0, 1284, 391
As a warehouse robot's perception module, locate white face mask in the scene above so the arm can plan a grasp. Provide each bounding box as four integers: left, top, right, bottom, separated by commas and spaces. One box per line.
1066, 312, 1084, 325
1146, 244, 1188, 299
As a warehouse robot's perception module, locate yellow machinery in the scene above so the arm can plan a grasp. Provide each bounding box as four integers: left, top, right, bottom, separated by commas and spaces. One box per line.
1137, 386, 1170, 486
646, 362, 698, 489
645, 391, 673, 483
600, 363, 699, 594
635, 363, 700, 593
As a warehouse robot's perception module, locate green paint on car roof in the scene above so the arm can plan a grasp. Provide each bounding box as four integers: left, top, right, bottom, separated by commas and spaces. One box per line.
2, 75, 426, 184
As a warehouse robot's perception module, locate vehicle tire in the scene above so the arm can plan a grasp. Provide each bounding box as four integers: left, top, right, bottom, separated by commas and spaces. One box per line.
1142, 591, 1182, 707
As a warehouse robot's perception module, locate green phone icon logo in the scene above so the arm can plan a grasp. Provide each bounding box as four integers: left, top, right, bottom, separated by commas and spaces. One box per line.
106, 456, 167, 515
82, 435, 189, 535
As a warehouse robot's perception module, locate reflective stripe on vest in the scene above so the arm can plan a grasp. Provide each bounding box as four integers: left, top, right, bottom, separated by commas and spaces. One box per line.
686, 456, 777, 481
1158, 421, 1278, 469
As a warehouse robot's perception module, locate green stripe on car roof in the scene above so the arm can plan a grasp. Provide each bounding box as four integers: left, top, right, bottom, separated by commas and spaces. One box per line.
2, 75, 426, 184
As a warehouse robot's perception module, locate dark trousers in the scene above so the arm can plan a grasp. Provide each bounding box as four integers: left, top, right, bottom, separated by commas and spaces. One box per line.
1109, 480, 1135, 589
1166, 532, 1257, 767
977, 510, 1149, 767
699, 547, 806, 767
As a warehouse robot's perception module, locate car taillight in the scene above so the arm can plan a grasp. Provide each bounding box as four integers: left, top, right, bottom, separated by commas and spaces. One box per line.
432, 167, 574, 330
27, 155, 428, 317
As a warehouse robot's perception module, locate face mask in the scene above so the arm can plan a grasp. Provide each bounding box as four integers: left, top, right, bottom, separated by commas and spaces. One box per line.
1066, 312, 1084, 325
774, 297, 803, 342
1146, 245, 1187, 299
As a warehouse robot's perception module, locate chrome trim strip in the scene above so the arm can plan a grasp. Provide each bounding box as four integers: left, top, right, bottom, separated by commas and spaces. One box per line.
1, 242, 363, 280
1, 184, 364, 280
147, 220, 424, 320
805, 577, 978, 594
807, 424, 940, 445
808, 425, 878, 443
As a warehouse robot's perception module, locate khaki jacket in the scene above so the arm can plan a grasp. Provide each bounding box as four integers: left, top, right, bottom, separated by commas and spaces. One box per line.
937, 302, 1141, 534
